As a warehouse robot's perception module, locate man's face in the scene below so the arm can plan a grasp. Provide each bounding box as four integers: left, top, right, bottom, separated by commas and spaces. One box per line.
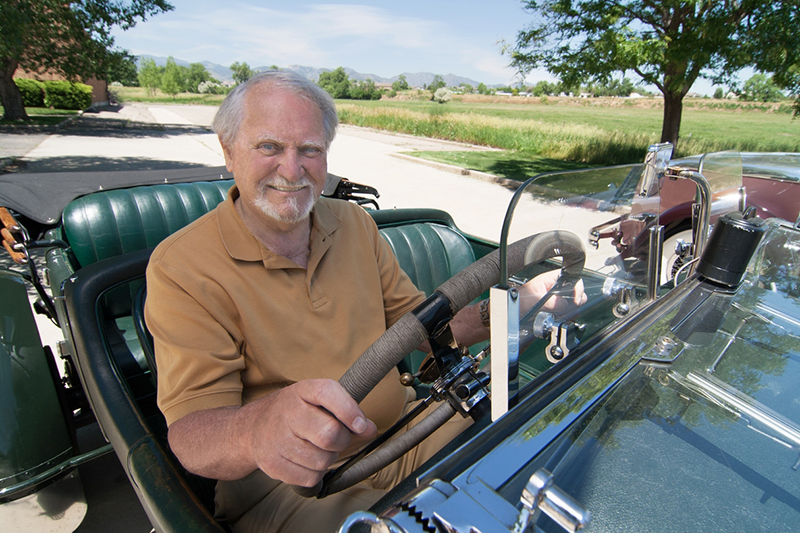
222, 85, 328, 230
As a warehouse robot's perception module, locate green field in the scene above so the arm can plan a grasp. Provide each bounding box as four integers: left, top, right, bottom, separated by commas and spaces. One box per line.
336, 96, 799, 178
112, 86, 226, 105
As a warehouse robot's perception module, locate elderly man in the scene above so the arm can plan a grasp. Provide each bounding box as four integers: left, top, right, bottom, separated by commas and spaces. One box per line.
145, 70, 584, 532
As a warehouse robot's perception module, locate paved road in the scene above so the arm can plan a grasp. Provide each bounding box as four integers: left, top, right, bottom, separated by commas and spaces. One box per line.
3, 102, 613, 533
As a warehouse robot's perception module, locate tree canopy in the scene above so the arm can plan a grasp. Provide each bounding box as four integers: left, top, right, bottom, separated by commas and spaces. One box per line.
230, 61, 256, 85
741, 73, 784, 103
317, 67, 382, 100
0, 0, 173, 120
509, 0, 800, 149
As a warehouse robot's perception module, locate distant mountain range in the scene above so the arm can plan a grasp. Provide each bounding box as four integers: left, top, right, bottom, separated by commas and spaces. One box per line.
138, 55, 487, 89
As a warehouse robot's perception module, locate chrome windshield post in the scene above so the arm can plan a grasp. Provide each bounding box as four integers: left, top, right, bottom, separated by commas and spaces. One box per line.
675, 169, 712, 277
647, 224, 665, 299
490, 284, 520, 421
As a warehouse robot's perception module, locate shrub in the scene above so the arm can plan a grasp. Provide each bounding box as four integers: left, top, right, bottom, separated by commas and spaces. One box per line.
198, 80, 221, 94
43, 81, 93, 110
433, 88, 452, 104
14, 78, 46, 107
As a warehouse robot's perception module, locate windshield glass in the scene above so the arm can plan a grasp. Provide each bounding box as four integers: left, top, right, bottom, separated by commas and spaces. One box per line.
494, 151, 750, 386
495, 220, 800, 531
468, 148, 799, 531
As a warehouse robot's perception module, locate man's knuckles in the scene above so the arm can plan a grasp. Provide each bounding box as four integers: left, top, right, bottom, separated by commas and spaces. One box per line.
313, 416, 352, 451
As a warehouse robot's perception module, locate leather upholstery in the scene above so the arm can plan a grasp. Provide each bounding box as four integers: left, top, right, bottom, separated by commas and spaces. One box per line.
380, 224, 475, 297
59, 179, 476, 302
62, 180, 234, 269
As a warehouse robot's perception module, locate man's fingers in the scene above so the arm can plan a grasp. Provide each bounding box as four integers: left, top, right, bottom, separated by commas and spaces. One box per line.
295, 379, 374, 436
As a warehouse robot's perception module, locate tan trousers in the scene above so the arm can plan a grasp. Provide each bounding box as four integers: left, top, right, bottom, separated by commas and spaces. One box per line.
215, 402, 471, 533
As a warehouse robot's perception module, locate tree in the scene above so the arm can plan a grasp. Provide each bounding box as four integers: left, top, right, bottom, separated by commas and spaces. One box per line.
0, 0, 173, 120
230, 61, 255, 85
160, 56, 183, 97
350, 79, 382, 100
433, 88, 453, 104
185, 63, 215, 93
741, 73, 784, 102
428, 75, 446, 97
107, 52, 139, 86
509, 0, 800, 148
317, 67, 351, 99
138, 57, 162, 96
391, 74, 409, 92
713, 87, 725, 99
476, 82, 489, 95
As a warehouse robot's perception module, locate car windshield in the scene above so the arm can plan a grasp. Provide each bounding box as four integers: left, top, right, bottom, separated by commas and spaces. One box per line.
492, 149, 745, 389
453, 150, 800, 531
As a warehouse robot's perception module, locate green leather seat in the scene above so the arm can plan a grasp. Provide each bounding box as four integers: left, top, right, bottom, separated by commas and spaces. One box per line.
62, 180, 234, 269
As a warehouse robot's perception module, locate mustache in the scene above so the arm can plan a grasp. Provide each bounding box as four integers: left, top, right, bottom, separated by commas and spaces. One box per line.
258, 176, 314, 192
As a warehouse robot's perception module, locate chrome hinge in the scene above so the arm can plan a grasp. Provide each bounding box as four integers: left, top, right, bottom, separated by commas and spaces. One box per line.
514, 469, 590, 533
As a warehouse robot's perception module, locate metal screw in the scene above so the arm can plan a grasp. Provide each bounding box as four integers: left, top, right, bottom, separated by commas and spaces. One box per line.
550, 346, 564, 360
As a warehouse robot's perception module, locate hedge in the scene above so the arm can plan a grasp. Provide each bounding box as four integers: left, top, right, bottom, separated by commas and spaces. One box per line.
43, 81, 93, 110
14, 78, 46, 107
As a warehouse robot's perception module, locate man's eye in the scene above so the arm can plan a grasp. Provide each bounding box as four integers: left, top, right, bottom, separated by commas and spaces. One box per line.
258, 143, 279, 153
301, 146, 322, 156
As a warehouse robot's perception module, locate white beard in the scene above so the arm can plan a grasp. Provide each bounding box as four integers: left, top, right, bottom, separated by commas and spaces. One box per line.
254, 177, 317, 224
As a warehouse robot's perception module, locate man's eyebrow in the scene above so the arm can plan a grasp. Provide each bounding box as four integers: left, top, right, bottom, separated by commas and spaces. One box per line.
300, 139, 326, 150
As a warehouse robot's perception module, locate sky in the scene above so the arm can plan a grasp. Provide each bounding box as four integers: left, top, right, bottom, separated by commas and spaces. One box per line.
110, 0, 732, 94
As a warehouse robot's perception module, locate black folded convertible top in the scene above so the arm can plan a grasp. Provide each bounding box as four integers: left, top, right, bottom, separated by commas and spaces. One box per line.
0, 166, 232, 224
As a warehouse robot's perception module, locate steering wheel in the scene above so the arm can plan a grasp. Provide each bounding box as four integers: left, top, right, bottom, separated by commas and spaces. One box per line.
297, 230, 586, 498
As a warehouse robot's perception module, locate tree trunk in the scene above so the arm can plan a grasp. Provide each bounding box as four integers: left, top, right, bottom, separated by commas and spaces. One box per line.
660, 90, 683, 149
0, 57, 28, 121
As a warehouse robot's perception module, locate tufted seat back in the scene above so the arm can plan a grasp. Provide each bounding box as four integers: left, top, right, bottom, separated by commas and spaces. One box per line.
62, 180, 234, 269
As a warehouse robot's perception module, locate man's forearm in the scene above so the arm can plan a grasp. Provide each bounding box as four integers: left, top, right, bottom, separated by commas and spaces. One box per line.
168, 405, 259, 481
165, 379, 378, 486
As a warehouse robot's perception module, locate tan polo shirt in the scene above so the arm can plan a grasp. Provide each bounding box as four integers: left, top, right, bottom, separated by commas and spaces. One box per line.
145, 186, 424, 430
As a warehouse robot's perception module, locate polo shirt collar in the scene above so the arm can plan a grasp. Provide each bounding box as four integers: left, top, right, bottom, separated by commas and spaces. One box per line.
217, 185, 342, 263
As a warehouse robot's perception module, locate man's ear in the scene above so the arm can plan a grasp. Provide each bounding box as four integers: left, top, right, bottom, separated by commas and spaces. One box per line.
220, 139, 235, 173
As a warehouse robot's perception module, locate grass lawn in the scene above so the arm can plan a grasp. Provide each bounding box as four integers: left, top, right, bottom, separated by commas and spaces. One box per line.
0, 106, 80, 126
112, 86, 226, 105
336, 94, 799, 176
405, 151, 599, 182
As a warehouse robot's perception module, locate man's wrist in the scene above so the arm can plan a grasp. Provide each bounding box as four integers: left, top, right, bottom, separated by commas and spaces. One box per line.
479, 298, 490, 329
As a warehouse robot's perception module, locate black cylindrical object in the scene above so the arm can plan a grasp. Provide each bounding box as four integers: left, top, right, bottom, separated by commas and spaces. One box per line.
697, 211, 767, 287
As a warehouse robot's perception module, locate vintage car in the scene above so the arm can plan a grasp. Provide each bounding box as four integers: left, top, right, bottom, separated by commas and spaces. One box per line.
1, 146, 799, 532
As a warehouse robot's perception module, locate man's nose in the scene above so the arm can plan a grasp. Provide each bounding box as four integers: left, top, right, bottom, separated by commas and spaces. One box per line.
277, 149, 303, 181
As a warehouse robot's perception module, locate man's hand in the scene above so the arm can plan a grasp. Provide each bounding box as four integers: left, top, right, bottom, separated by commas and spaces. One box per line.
245, 379, 377, 487
519, 269, 587, 316
167, 379, 377, 487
